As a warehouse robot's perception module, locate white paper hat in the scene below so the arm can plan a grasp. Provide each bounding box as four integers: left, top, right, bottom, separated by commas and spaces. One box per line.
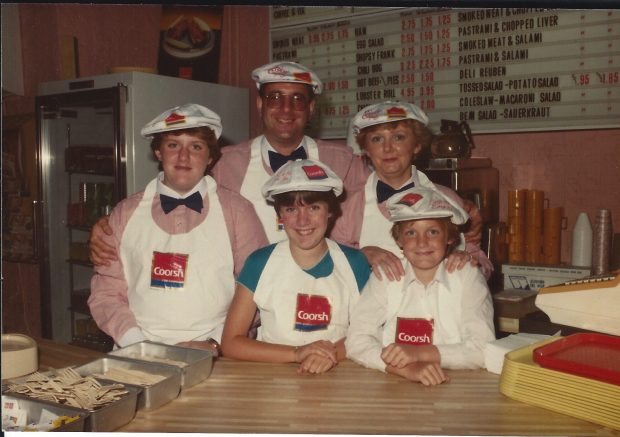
140, 103, 222, 139
346, 117, 362, 155
262, 158, 343, 201
386, 187, 469, 225
350, 101, 429, 138
252, 61, 323, 95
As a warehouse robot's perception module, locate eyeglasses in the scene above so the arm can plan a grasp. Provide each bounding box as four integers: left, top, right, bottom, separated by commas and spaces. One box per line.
262, 92, 310, 110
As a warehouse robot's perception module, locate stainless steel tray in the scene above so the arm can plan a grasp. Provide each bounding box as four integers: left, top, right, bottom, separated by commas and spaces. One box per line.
73, 356, 181, 411
3, 370, 139, 432
2, 394, 88, 432
109, 341, 213, 388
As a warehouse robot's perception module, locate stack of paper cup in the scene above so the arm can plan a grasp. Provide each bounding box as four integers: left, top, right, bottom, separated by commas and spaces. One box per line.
542, 207, 566, 265
525, 190, 546, 263
507, 189, 526, 263
592, 209, 613, 275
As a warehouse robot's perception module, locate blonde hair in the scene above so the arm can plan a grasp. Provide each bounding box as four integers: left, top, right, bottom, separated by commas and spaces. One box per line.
355, 119, 433, 163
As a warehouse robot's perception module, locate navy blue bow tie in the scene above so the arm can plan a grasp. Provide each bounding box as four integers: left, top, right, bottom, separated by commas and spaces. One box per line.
268, 147, 307, 172
376, 180, 415, 203
160, 191, 203, 214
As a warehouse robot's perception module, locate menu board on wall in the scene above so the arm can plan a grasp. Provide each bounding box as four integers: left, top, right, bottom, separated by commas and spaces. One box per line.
270, 7, 620, 138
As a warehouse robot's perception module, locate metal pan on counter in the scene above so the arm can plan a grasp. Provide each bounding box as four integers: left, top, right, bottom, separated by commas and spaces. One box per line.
108, 341, 214, 388
72, 356, 182, 411
2, 369, 139, 432
2, 394, 88, 432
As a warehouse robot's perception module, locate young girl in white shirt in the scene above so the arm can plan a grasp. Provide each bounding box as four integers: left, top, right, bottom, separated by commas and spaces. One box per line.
346, 187, 495, 386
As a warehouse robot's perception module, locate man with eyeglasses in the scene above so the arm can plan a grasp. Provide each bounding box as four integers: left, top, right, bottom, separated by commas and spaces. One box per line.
88, 62, 485, 279
211, 61, 370, 244
210, 62, 487, 278
88, 62, 367, 266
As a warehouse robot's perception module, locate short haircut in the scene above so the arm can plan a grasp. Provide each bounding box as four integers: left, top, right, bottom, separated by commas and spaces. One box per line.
272, 190, 341, 234
149, 126, 221, 174
355, 119, 433, 164
390, 217, 460, 256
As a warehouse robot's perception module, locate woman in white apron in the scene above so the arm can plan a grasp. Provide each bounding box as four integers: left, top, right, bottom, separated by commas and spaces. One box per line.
332, 101, 493, 282
221, 159, 371, 374
89, 104, 267, 353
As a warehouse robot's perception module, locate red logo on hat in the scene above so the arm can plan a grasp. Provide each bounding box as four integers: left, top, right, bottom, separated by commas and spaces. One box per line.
295, 294, 331, 331
395, 318, 434, 345
165, 112, 186, 127
268, 66, 288, 76
302, 165, 328, 180
293, 72, 312, 84
397, 193, 423, 206
361, 109, 382, 120
151, 251, 188, 289
430, 199, 451, 210
386, 106, 407, 119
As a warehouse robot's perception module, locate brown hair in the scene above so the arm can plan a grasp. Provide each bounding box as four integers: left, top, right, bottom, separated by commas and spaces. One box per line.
150, 127, 221, 174
355, 119, 433, 165
390, 217, 460, 255
272, 190, 341, 235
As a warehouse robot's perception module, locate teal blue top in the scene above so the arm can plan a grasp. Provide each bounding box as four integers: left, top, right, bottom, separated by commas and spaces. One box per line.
237, 242, 370, 293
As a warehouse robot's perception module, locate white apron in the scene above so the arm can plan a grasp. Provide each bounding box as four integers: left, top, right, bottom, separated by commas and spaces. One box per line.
382, 265, 462, 347
120, 176, 234, 344
240, 135, 320, 243
253, 239, 359, 345
359, 166, 437, 256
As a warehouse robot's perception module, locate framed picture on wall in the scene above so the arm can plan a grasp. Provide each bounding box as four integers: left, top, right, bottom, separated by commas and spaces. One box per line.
157, 5, 223, 83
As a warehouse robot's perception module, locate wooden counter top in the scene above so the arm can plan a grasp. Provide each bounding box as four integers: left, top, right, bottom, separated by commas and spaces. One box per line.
37, 337, 106, 370
36, 338, 619, 435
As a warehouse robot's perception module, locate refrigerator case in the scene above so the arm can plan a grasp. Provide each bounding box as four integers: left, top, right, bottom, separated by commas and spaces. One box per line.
35, 72, 249, 348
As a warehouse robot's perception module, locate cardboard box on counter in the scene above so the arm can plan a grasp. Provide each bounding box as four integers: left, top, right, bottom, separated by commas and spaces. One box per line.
493, 288, 540, 334
493, 289, 539, 318
502, 263, 592, 291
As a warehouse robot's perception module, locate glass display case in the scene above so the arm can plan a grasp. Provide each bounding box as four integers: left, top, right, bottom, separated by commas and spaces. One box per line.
37, 87, 124, 351
35, 72, 249, 350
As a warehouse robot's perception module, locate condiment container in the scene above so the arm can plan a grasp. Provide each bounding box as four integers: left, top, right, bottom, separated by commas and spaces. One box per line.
109, 341, 214, 388
3, 370, 139, 432
1, 394, 88, 432
73, 356, 182, 411
1, 334, 37, 380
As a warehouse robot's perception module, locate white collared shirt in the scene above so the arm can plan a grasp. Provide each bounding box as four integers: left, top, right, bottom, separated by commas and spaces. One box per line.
156, 171, 208, 199
346, 260, 495, 372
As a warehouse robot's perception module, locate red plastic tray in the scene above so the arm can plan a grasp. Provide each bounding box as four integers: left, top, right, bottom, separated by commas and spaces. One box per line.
533, 333, 620, 385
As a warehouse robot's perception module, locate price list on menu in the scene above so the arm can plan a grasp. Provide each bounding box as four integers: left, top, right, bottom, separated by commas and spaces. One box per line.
270, 7, 620, 138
